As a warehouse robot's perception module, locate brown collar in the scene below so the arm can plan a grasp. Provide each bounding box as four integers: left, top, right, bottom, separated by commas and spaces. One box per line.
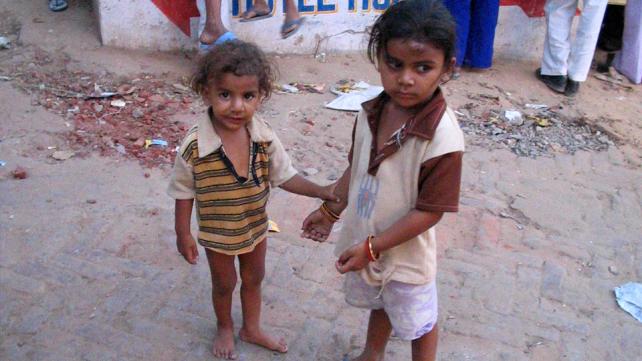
361, 87, 447, 141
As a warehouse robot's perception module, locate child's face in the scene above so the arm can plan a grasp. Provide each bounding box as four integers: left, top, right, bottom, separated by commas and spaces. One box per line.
203, 73, 261, 132
378, 39, 454, 109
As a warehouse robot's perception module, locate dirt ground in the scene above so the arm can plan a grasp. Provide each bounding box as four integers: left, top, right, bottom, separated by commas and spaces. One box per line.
1, 1, 641, 361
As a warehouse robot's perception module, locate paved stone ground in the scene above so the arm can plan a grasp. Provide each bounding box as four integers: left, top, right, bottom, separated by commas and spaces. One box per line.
1, 2, 641, 360
2, 78, 641, 360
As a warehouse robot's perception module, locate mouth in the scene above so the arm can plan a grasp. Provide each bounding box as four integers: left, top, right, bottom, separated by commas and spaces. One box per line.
396, 92, 415, 99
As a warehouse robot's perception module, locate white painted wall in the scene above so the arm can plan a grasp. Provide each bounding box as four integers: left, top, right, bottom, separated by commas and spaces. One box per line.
95, 0, 547, 61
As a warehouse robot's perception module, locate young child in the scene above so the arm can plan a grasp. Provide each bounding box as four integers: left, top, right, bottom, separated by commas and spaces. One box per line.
168, 40, 336, 360
301, 1, 464, 360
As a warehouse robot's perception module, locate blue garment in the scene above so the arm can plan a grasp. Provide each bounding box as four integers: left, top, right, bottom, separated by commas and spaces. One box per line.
442, 0, 500, 69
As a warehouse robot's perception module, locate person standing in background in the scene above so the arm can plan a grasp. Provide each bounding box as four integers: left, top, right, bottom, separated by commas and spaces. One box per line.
441, 0, 500, 78
614, 0, 642, 84
536, 0, 608, 96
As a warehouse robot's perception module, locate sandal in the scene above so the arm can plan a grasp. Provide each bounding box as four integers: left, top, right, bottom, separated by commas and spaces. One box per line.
281, 17, 305, 39
240, 8, 273, 22
49, 0, 68, 12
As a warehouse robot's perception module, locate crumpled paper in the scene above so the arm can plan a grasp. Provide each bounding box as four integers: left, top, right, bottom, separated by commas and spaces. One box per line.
614, 282, 642, 323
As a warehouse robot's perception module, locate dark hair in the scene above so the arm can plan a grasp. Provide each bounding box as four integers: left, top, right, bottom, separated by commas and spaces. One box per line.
192, 40, 276, 99
367, 0, 456, 65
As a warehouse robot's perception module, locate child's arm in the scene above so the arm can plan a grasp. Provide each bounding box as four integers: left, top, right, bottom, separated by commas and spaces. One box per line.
279, 175, 338, 202
175, 199, 199, 265
335, 210, 442, 273
300, 166, 351, 242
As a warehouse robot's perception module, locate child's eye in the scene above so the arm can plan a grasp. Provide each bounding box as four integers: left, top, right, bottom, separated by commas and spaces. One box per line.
219, 91, 230, 99
244, 92, 256, 100
417, 64, 432, 73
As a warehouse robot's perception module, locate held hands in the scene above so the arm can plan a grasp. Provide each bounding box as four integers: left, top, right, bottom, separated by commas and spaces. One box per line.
176, 233, 199, 264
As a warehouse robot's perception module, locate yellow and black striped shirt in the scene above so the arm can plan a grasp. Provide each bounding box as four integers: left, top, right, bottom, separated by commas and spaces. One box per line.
168, 113, 297, 255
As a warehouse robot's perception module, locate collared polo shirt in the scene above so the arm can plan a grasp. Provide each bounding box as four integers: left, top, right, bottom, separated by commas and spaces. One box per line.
336, 89, 465, 285
168, 110, 297, 255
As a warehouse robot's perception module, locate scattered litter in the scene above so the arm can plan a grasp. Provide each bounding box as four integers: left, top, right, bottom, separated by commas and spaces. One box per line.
0, 36, 10, 49
145, 139, 168, 148
276, 82, 325, 94
330, 80, 371, 95
0, 160, 5, 167
172, 83, 191, 93
608, 265, 619, 275
276, 84, 299, 94
47, 146, 57, 150
110, 99, 126, 108
114, 144, 126, 155
11, 166, 27, 179
503, 110, 523, 126
268, 220, 281, 233
302, 167, 319, 176
51, 150, 75, 160
0, 76, 11, 81
614, 282, 642, 323
525, 104, 548, 110
527, 115, 551, 128
326, 81, 384, 112
315, 52, 327, 63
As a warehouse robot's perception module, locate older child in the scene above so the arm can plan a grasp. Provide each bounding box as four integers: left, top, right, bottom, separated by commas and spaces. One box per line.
168, 40, 336, 360
301, 1, 464, 360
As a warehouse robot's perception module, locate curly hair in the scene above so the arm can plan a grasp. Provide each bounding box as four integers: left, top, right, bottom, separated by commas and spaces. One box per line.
367, 0, 456, 65
191, 40, 276, 100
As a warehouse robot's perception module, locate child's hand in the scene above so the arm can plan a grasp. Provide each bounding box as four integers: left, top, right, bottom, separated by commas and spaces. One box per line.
176, 233, 199, 264
301, 209, 334, 242
335, 241, 369, 274
317, 183, 340, 203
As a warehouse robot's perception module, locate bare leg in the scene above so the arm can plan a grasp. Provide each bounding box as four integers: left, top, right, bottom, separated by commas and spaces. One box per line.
242, 0, 271, 19
351, 309, 392, 361
205, 249, 238, 360
411, 324, 439, 361
200, 0, 228, 45
237, 239, 288, 353
283, 0, 301, 23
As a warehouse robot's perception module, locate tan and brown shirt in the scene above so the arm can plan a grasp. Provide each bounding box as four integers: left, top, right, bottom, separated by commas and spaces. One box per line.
168, 110, 297, 255
336, 89, 465, 285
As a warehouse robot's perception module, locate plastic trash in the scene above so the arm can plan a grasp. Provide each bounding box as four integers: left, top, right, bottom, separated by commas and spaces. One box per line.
268, 220, 280, 233
145, 139, 168, 148
0, 160, 6, 167
614, 282, 642, 323
504, 110, 523, 126
0, 36, 10, 49
325, 82, 384, 112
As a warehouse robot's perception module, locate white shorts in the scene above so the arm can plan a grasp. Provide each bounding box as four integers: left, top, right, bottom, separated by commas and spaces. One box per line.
344, 272, 438, 341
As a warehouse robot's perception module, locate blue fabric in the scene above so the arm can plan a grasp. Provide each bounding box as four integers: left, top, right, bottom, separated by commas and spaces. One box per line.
199, 31, 237, 53
614, 282, 642, 323
442, 0, 499, 69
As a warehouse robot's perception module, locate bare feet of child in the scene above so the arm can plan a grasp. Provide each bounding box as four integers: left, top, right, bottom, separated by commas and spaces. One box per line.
213, 327, 237, 360
239, 328, 288, 353
199, 23, 227, 46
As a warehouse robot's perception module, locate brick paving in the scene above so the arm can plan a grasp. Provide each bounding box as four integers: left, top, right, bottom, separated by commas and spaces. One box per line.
2, 97, 641, 361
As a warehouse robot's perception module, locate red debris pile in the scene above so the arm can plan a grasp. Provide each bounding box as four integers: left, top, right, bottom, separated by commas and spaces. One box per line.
4, 46, 198, 167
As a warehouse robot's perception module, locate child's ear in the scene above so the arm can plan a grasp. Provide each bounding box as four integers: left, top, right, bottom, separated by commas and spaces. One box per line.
440, 57, 457, 84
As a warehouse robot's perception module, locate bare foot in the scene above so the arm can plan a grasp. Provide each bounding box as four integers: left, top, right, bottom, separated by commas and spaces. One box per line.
213, 327, 237, 360
199, 23, 227, 45
239, 327, 288, 353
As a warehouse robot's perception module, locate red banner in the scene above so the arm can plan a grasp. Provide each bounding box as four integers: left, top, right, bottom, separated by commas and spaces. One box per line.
151, 0, 199, 36
500, 0, 546, 17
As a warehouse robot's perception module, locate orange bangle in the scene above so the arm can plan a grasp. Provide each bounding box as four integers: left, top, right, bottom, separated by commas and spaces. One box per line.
365, 235, 379, 262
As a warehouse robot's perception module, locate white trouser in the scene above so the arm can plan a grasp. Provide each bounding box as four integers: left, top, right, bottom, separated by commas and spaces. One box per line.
541, 0, 608, 81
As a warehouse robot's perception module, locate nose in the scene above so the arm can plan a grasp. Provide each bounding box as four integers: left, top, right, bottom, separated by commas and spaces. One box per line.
398, 69, 414, 86
230, 96, 244, 112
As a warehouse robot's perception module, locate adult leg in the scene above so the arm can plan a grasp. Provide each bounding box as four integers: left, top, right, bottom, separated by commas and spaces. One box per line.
205, 248, 239, 360
237, 239, 287, 353
411, 325, 439, 361
442, 0, 472, 69
350, 309, 392, 361
280, 0, 304, 39
541, 0, 577, 76
241, 0, 272, 20
200, 0, 229, 45
567, 0, 608, 81
464, 0, 499, 69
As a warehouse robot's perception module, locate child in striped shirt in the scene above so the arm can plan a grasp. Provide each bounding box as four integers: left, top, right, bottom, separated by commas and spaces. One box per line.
167, 40, 336, 360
